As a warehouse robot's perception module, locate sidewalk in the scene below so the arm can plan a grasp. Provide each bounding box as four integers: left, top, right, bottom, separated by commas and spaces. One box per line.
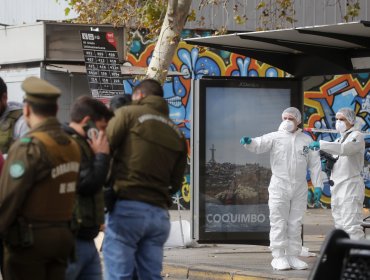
162, 208, 347, 280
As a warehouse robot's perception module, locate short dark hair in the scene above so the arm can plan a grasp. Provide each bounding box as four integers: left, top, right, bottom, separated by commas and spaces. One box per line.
109, 94, 132, 112
26, 100, 58, 117
133, 79, 163, 97
0, 77, 7, 98
70, 95, 114, 123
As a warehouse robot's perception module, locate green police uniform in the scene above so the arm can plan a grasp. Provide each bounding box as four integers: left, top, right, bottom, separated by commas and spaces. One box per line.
107, 95, 188, 209
0, 77, 81, 280
0, 108, 23, 153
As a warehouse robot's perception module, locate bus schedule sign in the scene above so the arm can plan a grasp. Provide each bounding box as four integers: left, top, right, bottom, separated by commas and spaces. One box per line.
80, 31, 124, 100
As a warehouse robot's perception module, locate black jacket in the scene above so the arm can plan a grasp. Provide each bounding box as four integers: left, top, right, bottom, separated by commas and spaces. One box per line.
63, 124, 110, 240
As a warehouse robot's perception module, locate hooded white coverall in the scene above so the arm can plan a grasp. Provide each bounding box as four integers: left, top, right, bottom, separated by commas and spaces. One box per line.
244, 129, 323, 257
319, 127, 365, 240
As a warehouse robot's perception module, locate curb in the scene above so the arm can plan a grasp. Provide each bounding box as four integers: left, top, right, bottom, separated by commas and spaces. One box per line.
162, 263, 300, 280
162, 264, 189, 279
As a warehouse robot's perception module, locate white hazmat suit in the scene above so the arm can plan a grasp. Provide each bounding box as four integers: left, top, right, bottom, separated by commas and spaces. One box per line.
241, 107, 323, 270
319, 108, 365, 240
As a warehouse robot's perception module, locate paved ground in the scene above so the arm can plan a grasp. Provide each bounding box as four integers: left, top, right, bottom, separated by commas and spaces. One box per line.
1, 208, 367, 280
161, 208, 370, 280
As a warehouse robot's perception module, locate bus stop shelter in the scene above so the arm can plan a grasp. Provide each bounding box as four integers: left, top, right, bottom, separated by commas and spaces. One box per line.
185, 21, 370, 77
185, 21, 370, 245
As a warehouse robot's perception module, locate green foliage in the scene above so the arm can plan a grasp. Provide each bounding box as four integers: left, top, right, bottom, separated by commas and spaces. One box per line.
198, 0, 247, 29
63, 0, 167, 29
187, 9, 196, 22
138, 0, 166, 31
256, 0, 361, 30
62, 0, 362, 38
62, 0, 250, 47
256, 0, 296, 30
64, 7, 71, 15
343, 0, 361, 22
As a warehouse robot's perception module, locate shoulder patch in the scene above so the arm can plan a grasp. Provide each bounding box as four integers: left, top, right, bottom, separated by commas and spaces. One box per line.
9, 161, 25, 178
20, 137, 32, 143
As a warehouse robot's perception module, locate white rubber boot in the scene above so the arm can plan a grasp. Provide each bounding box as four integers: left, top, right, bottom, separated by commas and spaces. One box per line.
271, 257, 291, 270
286, 256, 308, 270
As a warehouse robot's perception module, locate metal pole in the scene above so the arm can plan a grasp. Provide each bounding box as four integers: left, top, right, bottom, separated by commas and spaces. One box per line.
176, 193, 185, 247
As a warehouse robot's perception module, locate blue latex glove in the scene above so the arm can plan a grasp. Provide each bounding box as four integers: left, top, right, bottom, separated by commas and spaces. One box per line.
314, 187, 322, 203
321, 159, 327, 172
307, 190, 313, 204
240, 136, 252, 145
308, 141, 320, 151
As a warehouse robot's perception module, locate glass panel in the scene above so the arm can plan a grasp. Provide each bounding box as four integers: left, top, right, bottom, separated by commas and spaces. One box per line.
196, 77, 301, 245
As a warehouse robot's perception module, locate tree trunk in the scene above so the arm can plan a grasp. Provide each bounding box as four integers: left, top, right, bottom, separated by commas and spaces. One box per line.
146, 0, 192, 84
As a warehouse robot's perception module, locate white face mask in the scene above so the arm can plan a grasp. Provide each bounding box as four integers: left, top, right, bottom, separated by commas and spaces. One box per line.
279, 120, 295, 132
335, 120, 347, 133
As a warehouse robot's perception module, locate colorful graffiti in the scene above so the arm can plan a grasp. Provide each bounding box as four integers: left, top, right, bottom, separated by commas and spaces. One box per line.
304, 74, 370, 208
125, 29, 370, 210
125, 29, 285, 209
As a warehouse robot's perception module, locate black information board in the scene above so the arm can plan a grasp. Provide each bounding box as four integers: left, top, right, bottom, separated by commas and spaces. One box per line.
80, 31, 124, 100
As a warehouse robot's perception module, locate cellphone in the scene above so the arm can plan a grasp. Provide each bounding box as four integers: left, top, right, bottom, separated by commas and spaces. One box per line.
83, 120, 99, 140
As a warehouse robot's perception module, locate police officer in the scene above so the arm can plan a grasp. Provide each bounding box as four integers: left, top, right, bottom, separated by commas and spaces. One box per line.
0, 76, 28, 154
0, 76, 81, 280
0, 77, 28, 276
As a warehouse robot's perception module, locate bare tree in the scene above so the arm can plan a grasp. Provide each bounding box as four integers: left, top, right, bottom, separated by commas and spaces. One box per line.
146, 0, 192, 83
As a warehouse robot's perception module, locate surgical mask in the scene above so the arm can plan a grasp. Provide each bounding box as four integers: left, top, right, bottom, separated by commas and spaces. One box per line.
279, 120, 295, 132
335, 120, 347, 133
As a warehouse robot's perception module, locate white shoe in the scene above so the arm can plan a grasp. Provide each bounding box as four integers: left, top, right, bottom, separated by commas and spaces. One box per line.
286, 256, 308, 270
271, 257, 291, 270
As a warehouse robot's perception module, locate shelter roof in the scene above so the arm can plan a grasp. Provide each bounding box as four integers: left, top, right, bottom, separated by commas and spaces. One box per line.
185, 21, 370, 76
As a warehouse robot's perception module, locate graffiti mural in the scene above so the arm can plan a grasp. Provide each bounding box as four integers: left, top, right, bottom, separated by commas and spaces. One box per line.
304, 74, 370, 208
125, 29, 370, 210
125, 29, 285, 209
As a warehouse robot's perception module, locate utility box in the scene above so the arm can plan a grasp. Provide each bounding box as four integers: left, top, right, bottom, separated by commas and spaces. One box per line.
0, 21, 125, 122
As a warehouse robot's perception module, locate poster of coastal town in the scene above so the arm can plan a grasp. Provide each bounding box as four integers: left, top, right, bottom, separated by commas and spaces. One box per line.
203, 85, 291, 233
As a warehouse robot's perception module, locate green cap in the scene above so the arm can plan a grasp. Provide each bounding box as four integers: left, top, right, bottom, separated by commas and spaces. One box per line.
22, 77, 61, 104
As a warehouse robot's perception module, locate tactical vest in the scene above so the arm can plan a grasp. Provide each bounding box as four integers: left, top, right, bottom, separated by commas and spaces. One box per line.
71, 135, 105, 228
0, 109, 23, 153
21, 131, 81, 222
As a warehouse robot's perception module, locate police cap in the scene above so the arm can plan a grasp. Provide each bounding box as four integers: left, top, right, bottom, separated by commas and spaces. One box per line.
22, 77, 61, 104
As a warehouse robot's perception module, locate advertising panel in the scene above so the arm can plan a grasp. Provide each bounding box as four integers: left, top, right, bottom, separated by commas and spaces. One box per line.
193, 77, 302, 244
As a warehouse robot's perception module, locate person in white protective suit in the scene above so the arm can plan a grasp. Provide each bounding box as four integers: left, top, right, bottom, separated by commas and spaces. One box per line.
240, 107, 323, 271
309, 107, 365, 240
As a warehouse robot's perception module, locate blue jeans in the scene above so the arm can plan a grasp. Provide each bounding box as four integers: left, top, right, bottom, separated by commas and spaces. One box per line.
103, 200, 170, 280
65, 238, 102, 280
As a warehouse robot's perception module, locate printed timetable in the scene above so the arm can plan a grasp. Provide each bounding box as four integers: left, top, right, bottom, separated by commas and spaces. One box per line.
80, 31, 124, 99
